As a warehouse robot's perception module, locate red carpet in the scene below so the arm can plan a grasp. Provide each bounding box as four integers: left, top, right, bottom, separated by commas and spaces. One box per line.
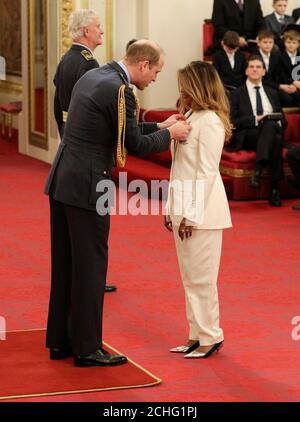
0, 330, 160, 400
1, 144, 300, 402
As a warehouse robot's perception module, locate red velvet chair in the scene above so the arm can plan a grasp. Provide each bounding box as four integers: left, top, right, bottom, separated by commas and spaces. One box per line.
220, 110, 300, 199
0, 101, 22, 141
113, 107, 299, 200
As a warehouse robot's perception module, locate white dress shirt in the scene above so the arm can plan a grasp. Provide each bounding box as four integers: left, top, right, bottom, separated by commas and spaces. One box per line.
275, 12, 285, 24
259, 49, 270, 72
287, 51, 297, 66
226, 52, 235, 69
246, 80, 273, 123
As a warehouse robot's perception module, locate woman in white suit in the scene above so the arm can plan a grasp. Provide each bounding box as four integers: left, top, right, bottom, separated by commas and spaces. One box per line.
165, 61, 232, 359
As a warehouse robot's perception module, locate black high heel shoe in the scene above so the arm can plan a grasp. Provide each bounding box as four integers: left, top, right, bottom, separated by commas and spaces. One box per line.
184, 341, 224, 359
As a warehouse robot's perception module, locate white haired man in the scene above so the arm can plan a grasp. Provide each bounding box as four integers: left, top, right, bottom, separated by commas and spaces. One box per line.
53, 10, 117, 293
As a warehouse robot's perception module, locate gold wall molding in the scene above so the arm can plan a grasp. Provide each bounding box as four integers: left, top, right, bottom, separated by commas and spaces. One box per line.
0, 80, 23, 96
60, 0, 75, 57
106, 0, 113, 62
28, 0, 48, 150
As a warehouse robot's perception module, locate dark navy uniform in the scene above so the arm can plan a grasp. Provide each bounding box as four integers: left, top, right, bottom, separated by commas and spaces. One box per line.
45, 62, 171, 356
54, 44, 99, 135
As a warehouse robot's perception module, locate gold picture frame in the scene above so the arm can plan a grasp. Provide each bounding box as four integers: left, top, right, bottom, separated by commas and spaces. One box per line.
28, 0, 48, 150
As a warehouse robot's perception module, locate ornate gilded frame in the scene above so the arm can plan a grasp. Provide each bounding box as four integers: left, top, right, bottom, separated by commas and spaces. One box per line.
28, 0, 48, 150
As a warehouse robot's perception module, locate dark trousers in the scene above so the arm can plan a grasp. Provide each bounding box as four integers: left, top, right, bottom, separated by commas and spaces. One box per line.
46, 197, 110, 355
243, 120, 284, 183
279, 91, 300, 108
287, 146, 300, 189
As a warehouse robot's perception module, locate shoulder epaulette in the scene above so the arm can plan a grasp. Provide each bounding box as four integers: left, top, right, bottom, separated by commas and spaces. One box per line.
81, 50, 94, 61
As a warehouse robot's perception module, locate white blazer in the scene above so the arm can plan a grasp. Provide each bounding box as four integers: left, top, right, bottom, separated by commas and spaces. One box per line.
166, 109, 232, 230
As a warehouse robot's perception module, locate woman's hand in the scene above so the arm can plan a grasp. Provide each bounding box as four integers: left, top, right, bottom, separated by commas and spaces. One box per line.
178, 218, 193, 241
158, 114, 187, 129
164, 215, 173, 232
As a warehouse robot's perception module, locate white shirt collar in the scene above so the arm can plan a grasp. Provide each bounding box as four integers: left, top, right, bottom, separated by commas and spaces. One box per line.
73, 43, 94, 55
287, 51, 297, 59
275, 12, 284, 21
118, 61, 131, 83
246, 79, 262, 90
259, 49, 270, 59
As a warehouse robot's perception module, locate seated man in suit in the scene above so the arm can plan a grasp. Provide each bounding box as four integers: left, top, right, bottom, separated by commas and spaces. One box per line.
278, 29, 300, 106
227, 55, 287, 206
287, 146, 300, 210
213, 31, 247, 89
254, 29, 295, 105
265, 0, 294, 49
212, 0, 265, 51
293, 8, 300, 24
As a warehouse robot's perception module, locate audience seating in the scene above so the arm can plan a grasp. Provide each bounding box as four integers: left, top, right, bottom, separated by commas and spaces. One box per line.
0, 101, 22, 141
113, 107, 300, 201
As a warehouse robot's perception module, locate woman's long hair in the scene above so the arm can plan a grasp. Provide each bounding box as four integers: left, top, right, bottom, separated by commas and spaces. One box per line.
178, 61, 232, 139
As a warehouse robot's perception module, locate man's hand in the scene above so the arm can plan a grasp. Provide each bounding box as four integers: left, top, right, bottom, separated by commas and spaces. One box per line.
239, 37, 248, 47
164, 215, 173, 232
158, 114, 187, 129
168, 121, 192, 141
178, 218, 193, 241
257, 115, 267, 123
293, 81, 300, 91
280, 84, 297, 94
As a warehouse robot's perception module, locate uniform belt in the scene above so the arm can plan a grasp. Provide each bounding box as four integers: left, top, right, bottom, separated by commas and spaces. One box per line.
62, 111, 68, 123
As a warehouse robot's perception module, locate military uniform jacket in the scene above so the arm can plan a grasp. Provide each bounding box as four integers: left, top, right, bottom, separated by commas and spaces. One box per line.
54, 44, 99, 134
45, 61, 171, 211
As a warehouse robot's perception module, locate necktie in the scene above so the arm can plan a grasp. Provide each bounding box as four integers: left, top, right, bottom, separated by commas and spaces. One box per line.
279, 16, 285, 27
237, 0, 243, 11
255, 86, 264, 116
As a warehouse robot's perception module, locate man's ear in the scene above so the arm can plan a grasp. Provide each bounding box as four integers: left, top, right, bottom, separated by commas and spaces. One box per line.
139, 60, 149, 72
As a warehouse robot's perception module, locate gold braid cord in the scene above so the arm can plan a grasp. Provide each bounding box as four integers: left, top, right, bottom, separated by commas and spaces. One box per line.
116, 85, 127, 168
116, 86, 140, 168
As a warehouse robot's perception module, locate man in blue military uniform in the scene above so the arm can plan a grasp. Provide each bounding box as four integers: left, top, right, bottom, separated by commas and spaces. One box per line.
54, 9, 116, 293
45, 40, 192, 366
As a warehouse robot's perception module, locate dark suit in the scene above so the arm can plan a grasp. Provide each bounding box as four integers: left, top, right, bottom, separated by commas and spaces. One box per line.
253, 48, 281, 91
293, 8, 300, 23
265, 13, 294, 47
227, 82, 287, 182
213, 48, 247, 88
212, 0, 265, 49
287, 146, 300, 190
278, 51, 300, 107
45, 62, 171, 355
54, 44, 99, 135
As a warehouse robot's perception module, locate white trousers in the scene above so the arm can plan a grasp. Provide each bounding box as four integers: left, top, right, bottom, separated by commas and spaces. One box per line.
173, 229, 224, 345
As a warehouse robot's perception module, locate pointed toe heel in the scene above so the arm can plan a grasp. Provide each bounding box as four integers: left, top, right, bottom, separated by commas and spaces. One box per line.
170, 341, 199, 354
184, 341, 224, 359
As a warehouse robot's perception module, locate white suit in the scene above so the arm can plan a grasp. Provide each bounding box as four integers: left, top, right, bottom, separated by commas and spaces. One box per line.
166, 110, 232, 345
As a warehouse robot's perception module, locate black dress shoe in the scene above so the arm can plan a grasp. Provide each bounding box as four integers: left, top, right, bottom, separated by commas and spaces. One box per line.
292, 204, 300, 211
249, 171, 261, 189
105, 284, 117, 292
74, 348, 128, 367
269, 189, 282, 207
50, 347, 73, 360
